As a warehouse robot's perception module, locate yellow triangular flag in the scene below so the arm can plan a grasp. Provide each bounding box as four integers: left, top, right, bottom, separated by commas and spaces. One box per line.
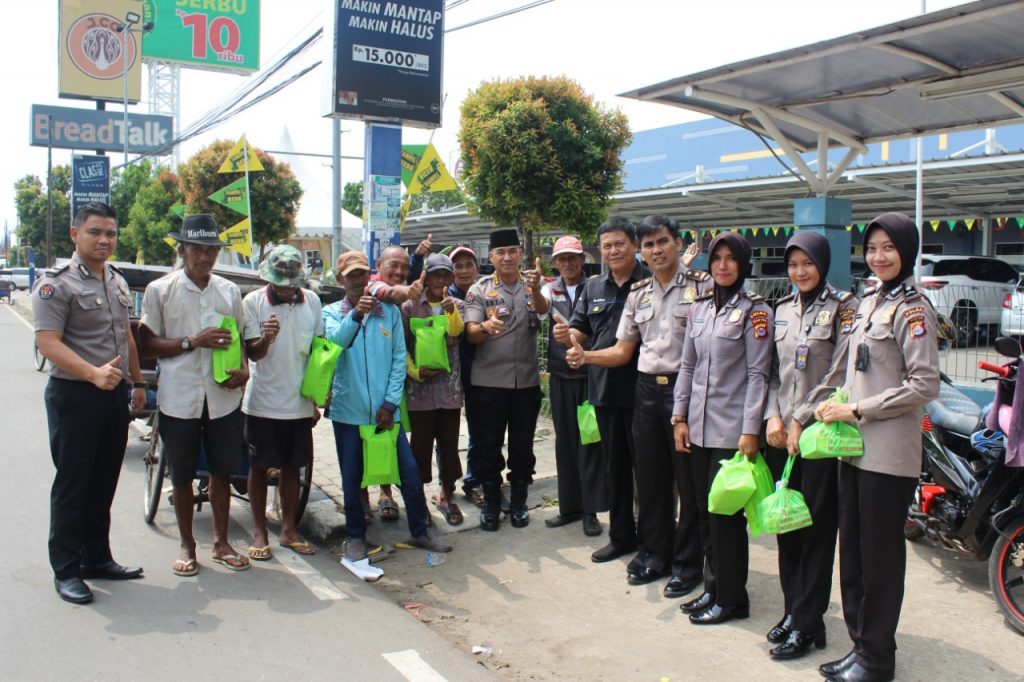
930, 220, 940, 232
219, 218, 252, 256
163, 237, 177, 248
406, 143, 458, 194
218, 136, 265, 174
399, 198, 413, 231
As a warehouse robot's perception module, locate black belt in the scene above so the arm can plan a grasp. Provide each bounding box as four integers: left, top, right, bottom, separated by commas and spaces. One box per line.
638, 372, 677, 386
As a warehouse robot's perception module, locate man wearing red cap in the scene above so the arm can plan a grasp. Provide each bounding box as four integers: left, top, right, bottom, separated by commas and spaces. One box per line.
542, 236, 605, 537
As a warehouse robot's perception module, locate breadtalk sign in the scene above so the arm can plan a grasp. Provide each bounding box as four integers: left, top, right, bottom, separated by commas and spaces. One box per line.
59, 0, 143, 102
30, 104, 173, 155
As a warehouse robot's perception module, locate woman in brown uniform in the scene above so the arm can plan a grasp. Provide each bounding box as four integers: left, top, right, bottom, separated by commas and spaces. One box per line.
815, 213, 939, 682
763, 231, 858, 659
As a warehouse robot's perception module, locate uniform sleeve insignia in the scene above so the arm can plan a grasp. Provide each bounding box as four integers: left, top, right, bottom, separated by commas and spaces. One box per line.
839, 306, 856, 334
909, 316, 927, 338
902, 306, 925, 319
38, 283, 55, 300
465, 292, 475, 304
750, 309, 769, 339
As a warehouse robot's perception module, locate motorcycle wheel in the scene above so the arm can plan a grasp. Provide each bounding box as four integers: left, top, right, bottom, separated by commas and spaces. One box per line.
904, 518, 925, 542
988, 517, 1024, 636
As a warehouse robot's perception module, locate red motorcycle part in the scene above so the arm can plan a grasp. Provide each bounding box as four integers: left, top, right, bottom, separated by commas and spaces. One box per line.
920, 484, 946, 515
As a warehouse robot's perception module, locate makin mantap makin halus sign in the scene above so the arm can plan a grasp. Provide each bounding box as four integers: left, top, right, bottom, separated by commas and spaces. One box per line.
323, 0, 444, 129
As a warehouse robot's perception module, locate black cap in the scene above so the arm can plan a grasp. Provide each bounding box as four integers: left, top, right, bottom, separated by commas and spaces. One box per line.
489, 228, 521, 250
168, 214, 223, 246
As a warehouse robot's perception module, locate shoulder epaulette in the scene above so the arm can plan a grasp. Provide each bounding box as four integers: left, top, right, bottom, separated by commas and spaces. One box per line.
630, 277, 651, 291
685, 269, 710, 282
900, 283, 923, 302
863, 285, 879, 297
694, 291, 714, 302
108, 263, 124, 276
777, 292, 796, 305
46, 263, 71, 277
746, 292, 765, 303
826, 287, 855, 303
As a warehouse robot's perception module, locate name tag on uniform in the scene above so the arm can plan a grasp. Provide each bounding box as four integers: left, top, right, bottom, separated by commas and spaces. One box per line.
795, 344, 809, 370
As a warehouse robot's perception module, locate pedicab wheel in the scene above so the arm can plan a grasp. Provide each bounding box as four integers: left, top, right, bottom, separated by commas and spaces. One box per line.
989, 516, 1024, 636
33, 341, 46, 372
296, 457, 313, 523
143, 417, 166, 524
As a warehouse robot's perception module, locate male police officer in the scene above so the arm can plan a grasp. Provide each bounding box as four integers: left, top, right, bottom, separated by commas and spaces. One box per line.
34, 202, 146, 604
464, 229, 548, 530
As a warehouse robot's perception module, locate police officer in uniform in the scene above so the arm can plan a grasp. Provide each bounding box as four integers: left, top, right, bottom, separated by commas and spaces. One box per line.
567, 215, 709, 596
763, 231, 858, 659
815, 213, 939, 682
33, 203, 146, 604
673, 231, 773, 625
464, 229, 548, 530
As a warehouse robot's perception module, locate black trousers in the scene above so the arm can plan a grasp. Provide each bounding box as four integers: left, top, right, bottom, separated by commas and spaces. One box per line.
550, 375, 607, 515
472, 385, 542, 486
632, 377, 702, 579
44, 378, 130, 579
689, 445, 749, 606
838, 462, 916, 676
594, 405, 639, 551
765, 447, 839, 632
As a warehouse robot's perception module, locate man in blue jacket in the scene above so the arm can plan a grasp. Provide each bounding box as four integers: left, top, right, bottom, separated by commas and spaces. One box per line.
324, 251, 452, 564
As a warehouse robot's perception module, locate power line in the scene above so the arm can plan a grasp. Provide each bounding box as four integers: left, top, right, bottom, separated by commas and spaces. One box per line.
446, 0, 554, 33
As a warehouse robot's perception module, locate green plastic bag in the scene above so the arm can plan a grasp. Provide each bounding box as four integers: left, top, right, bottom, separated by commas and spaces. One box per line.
409, 314, 451, 372
757, 455, 813, 534
300, 336, 343, 407
212, 316, 241, 383
709, 452, 757, 515
799, 389, 864, 459
577, 400, 601, 444
744, 453, 774, 537
358, 424, 401, 488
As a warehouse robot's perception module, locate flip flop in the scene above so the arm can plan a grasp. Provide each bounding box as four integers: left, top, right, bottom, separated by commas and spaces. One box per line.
211, 553, 251, 571
279, 540, 316, 556
432, 495, 464, 526
248, 545, 273, 561
172, 558, 199, 577
378, 497, 400, 521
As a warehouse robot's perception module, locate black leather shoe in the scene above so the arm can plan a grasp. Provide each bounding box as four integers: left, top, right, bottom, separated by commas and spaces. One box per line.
591, 543, 636, 563
480, 510, 500, 532
663, 576, 699, 598
582, 514, 602, 537
626, 565, 667, 585
824, 662, 893, 682
766, 613, 792, 643
688, 603, 750, 625
545, 513, 582, 528
55, 577, 93, 604
680, 591, 714, 614
770, 629, 826, 660
80, 561, 144, 580
509, 508, 530, 528
819, 651, 857, 678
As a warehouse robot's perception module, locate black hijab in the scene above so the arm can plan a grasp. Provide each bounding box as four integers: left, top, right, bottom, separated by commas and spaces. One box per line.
707, 232, 751, 309
864, 212, 919, 292
784, 231, 831, 306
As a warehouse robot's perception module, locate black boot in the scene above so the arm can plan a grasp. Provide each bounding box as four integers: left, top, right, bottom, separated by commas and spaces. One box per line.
509, 482, 529, 528
480, 482, 501, 532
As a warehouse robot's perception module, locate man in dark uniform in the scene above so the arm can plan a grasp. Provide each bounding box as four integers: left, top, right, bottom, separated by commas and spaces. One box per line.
543, 235, 605, 536
34, 202, 146, 604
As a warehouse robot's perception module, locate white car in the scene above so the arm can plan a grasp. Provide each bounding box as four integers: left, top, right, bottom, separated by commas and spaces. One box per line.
1000, 279, 1024, 338
916, 256, 1018, 347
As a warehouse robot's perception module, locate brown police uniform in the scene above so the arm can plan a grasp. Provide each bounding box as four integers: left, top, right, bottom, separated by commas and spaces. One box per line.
837, 278, 939, 675
616, 266, 712, 579
765, 285, 858, 634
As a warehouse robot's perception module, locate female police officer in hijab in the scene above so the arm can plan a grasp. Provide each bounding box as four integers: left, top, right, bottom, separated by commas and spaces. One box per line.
763, 232, 859, 660
673, 232, 773, 625
814, 213, 939, 682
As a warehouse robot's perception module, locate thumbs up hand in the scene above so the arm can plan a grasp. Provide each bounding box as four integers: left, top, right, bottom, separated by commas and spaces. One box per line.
92, 355, 123, 390
525, 257, 542, 290
565, 335, 586, 369
408, 269, 427, 300
415, 233, 433, 257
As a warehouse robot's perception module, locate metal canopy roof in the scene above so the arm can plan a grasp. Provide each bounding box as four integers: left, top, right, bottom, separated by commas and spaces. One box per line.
402, 152, 1024, 242
620, 0, 1024, 156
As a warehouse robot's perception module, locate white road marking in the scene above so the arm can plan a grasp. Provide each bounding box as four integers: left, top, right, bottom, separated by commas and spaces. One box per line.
276, 550, 350, 601
382, 650, 448, 682
2, 302, 34, 331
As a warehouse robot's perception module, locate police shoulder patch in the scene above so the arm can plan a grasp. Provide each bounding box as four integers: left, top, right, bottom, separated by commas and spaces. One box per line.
38, 283, 56, 300
631, 277, 651, 291
749, 309, 770, 339
838, 305, 856, 335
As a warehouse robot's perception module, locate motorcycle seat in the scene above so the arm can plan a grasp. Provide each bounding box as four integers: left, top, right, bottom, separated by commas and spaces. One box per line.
926, 382, 983, 437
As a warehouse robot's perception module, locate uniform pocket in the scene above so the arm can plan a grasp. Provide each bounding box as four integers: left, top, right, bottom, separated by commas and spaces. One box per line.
634, 307, 655, 324
715, 322, 743, 340
75, 294, 105, 311
863, 324, 893, 362
774, 323, 789, 342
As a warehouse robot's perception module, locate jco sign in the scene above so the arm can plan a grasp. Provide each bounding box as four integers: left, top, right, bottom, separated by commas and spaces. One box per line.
142, 0, 260, 73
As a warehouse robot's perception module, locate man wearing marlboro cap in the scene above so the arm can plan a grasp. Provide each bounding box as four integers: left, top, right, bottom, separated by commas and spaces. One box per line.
464, 228, 549, 531
542, 236, 605, 537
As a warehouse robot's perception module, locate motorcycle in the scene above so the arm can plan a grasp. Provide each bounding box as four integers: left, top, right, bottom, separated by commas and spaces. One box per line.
907, 335, 1024, 635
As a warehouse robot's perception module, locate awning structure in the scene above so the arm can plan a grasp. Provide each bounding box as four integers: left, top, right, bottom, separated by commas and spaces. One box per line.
619, 0, 1024, 195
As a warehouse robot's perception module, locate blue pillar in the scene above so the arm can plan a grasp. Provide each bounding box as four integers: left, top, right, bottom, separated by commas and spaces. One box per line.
362, 123, 403, 267
793, 197, 852, 291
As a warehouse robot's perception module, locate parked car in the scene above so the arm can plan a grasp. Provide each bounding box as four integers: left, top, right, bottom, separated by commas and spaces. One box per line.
5, 268, 31, 290
1000, 278, 1024, 338
916, 256, 1019, 347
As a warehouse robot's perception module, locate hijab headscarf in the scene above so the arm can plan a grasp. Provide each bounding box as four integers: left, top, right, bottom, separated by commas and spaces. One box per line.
784, 231, 831, 307
707, 232, 751, 309
864, 212, 919, 292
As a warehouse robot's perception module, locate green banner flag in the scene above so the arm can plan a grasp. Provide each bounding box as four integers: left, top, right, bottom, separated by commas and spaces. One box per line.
170, 202, 185, 218
208, 177, 250, 216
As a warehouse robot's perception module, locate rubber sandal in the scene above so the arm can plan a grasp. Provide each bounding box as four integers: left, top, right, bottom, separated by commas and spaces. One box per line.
432, 495, 464, 526
463, 487, 485, 508
378, 497, 400, 521
211, 553, 251, 571
248, 545, 272, 561
279, 540, 316, 556
172, 558, 199, 577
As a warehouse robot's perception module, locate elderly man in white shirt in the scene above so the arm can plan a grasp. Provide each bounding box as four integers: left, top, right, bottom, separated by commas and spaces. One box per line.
139, 215, 251, 577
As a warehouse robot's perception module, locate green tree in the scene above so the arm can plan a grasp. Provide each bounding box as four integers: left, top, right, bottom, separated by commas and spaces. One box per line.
127, 169, 182, 265
409, 187, 467, 213
14, 167, 73, 265
109, 160, 156, 261
178, 139, 303, 262
342, 180, 363, 218
459, 76, 631, 260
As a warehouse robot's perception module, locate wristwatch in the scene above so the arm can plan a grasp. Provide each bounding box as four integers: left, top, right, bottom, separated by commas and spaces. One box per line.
671, 415, 686, 425
181, 336, 194, 352
851, 403, 863, 420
